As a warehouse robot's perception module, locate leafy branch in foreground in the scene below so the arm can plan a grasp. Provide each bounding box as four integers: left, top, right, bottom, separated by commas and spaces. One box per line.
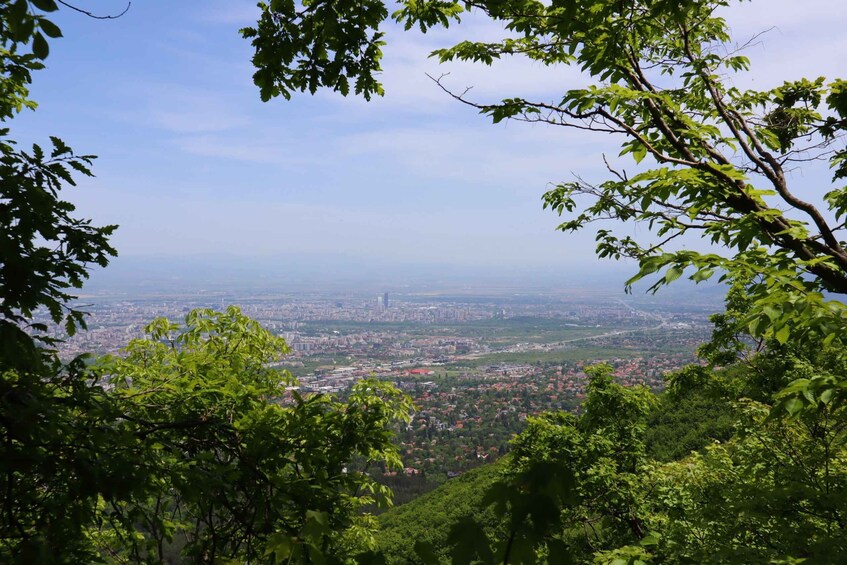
1, 0, 118, 367
1, 2, 124, 560
244, 0, 847, 350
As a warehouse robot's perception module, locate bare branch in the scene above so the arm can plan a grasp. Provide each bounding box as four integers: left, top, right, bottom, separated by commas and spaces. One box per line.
56, 0, 131, 20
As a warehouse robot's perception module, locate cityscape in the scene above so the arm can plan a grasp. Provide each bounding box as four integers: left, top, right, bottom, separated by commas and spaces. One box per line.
42, 282, 720, 486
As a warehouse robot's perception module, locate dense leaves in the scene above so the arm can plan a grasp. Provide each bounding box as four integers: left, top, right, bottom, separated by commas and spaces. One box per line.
1, 3, 121, 560
87, 307, 413, 563
2, 306, 415, 563
375, 348, 847, 563
0, 0, 117, 368
5, 0, 847, 562
246, 4, 847, 560
241, 0, 392, 101
375, 463, 505, 563
0, 137, 116, 353
0, 357, 126, 562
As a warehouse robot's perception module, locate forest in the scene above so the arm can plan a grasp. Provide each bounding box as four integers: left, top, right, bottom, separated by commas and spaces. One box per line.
2, 0, 847, 563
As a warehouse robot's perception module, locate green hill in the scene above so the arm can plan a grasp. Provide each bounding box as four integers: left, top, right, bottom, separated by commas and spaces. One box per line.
376, 461, 507, 563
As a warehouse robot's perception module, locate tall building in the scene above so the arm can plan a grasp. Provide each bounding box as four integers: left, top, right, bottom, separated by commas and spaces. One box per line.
383, 292, 389, 309
376, 295, 384, 313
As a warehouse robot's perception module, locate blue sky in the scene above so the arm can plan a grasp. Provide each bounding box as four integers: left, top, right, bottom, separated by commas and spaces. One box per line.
12, 0, 847, 276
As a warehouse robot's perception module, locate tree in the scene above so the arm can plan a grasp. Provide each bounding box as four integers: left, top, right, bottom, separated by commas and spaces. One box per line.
242, 0, 847, 349
0, 1, 115, 360
89, 307, 413, 563
1, 2, 122, 559
388, 351, 847, 563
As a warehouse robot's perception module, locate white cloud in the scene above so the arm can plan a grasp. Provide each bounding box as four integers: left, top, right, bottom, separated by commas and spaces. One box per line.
337, 122, 615, 189
174, 133, 321, 165
148, 86, 251, 133
54, 0, 847, 269
313, 17, 591, 116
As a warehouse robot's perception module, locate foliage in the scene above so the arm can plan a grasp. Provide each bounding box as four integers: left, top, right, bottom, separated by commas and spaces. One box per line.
0, 0, 62, 118
0, 357, 126, 562
375, 461, 505, 563
634, 344, 847, 562
643, 366, 737, 462
645, 395, 847, 562
390, 364, 656, 564
3, 304, 414, 563
86, 307, 413, 563
488, 365, 656, 563
0, 0, 117, 365
1, 2, 120, 560
241, 0, 391, 101
371, 351, 847, 564
6, 0, 847, 562
0, 136, 117, 355
0, 134, 117, 556
244, 3, 847, 561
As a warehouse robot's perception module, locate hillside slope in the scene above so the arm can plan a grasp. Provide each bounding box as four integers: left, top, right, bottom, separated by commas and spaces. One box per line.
376, 461, 507, 563
374, 377, 739, 563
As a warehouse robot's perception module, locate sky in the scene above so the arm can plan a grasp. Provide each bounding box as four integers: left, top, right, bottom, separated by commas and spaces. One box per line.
12, 0, 847, 283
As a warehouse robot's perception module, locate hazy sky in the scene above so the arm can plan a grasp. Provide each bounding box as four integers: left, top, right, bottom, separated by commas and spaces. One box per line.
13, 0, 847, 273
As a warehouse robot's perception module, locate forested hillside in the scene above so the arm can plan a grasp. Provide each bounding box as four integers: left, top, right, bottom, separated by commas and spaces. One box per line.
373, 336, 743, 563
376, 462, 505, 563
374, 349, 741, 561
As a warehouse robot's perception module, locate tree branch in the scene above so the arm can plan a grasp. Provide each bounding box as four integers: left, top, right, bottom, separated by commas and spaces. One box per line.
56, 0, 131, 20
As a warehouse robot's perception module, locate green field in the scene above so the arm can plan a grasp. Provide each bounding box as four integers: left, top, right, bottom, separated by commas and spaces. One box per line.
297, 317, 627, 345
447, 346, 645, 368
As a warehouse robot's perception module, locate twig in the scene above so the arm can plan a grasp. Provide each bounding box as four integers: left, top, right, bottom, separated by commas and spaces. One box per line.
57, 0, 131, 20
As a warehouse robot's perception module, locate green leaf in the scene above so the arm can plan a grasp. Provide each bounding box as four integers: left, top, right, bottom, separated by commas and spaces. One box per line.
774, 325, 790, 344
32, 32, 50, 59
664, 266, 683, 284
783, 397, 804, 417
38, 18, 62, 38
31, 0, 59, 11
819, 388, 834, 405
632, 143, 647, 164
694, 269, 714, 282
